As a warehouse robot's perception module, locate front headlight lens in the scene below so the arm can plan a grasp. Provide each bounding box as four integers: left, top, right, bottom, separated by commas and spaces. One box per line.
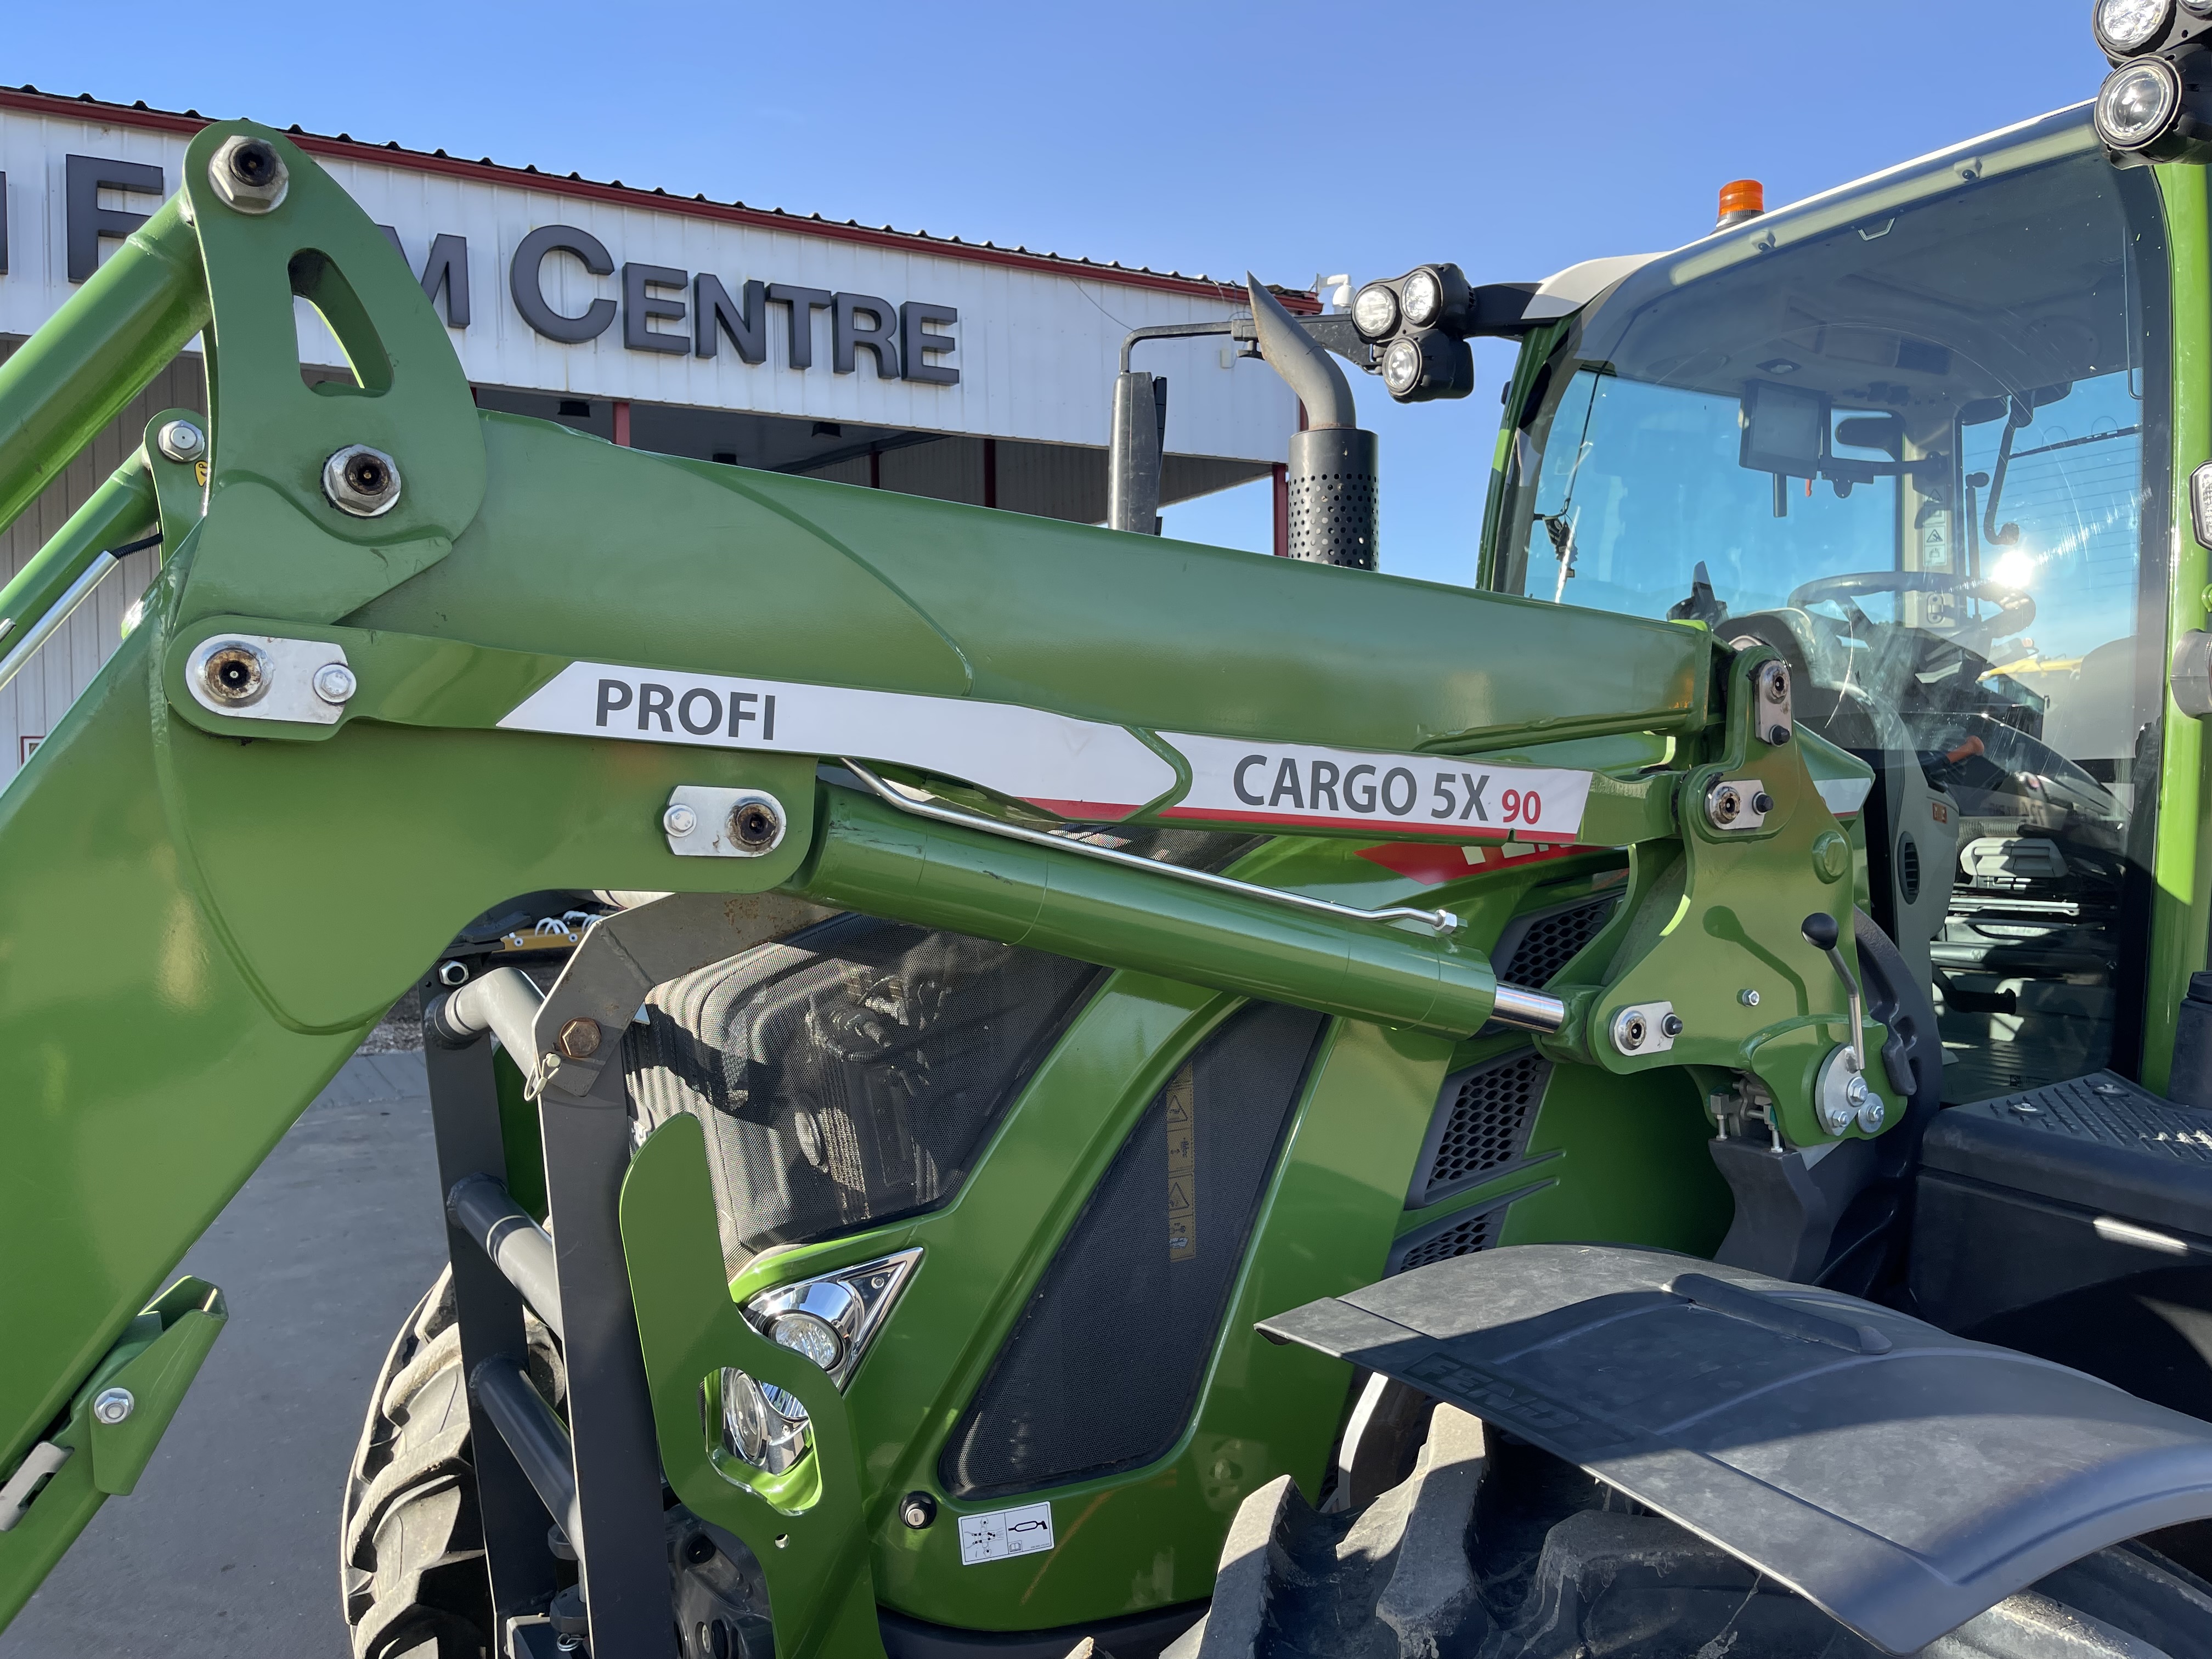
770, 1311, 844, 1372
2098, 0, 2172, 52
1401, 268, 1443, 329
1383, 337, 1423, 396
1352, 282, 1398, 338
716, 1367, 811, 1475
2096, 57, 2181, 146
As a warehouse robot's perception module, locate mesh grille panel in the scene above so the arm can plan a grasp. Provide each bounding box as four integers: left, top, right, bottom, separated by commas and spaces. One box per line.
940, 1002, 1327, 1499
1497, 895, 1618, 987
1414, 1049, 1549, 1205
1395, 1207, 1502, 1273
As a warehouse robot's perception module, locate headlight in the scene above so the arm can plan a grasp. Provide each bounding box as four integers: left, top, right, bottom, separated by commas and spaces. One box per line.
2097, 0, 2172, 53
716, 1366, 811, 1475
1400, 268, 1444, 329
1382, 337, 1423, 397
2096, 55, 2182, 146
769, 1310, 844, 1371
1352, 282, 1399, 339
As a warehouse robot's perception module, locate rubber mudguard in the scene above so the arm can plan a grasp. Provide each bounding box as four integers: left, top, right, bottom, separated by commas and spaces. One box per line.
1259, 1243, 2212, 1656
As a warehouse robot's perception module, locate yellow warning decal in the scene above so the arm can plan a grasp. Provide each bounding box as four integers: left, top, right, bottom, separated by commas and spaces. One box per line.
1166, 1063, 1197, 1262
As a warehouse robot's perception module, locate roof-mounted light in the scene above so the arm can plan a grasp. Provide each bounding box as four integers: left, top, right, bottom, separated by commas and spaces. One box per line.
2097, 0, 2174, 55
2097, 54, 2183, 146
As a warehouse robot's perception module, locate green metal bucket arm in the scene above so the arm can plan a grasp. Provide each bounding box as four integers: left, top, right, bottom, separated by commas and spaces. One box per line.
0, 122, 1878, 1638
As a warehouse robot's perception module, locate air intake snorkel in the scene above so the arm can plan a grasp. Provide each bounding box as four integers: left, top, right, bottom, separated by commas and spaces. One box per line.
1246, 275, 1379, 568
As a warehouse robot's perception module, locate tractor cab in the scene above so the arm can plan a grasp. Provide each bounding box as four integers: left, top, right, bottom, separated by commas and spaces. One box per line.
1487, 108, 2169, 1103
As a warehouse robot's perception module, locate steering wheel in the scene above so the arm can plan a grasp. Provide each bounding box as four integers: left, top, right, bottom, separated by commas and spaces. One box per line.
1786, 570, 2035, 655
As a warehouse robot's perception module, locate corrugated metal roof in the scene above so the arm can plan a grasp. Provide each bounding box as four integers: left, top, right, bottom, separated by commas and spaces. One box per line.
1, 86, 1321, 312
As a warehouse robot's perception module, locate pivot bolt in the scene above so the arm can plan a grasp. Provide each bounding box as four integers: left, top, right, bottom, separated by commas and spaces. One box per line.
662, 803, 698, 838
200, 640, 270, 706
730, 798, 782, 852
321, 445, 402, 518
1761, 662, 1791, 703
92, 1387, 134, 1425
1707, 783, 1743, 828
1613, 1010, 1650, 1053
312, 662, 357, 705
155, 420, 205, 464
435, 960, 469, 988
900, 1492, 938, 1530
557, 1017, 602, 1060
208, 134, 289, 213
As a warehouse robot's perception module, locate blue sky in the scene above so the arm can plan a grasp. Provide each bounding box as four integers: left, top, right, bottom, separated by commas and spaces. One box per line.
11, 2, 2115, 585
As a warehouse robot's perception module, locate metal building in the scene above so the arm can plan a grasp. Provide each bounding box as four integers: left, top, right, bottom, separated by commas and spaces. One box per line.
0, 88, 1308, 782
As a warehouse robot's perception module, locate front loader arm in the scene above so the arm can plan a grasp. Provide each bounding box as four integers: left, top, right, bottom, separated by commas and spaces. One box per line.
0, 123, 1880, 1634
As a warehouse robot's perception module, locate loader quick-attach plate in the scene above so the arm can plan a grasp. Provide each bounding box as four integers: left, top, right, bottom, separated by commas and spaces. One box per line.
1258, 1243, 2212, 1656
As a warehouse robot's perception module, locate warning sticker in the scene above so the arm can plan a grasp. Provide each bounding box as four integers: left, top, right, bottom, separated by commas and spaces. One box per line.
958, 1500, 1055, 1565
1158, 732, 1592, 843
1165, 1064, 1197, 1262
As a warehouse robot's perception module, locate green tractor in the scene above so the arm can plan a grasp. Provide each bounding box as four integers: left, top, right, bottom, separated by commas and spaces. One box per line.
7, 10, 2212, 1656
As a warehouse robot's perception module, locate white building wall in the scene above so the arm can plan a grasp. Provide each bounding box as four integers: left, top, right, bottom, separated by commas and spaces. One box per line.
0, 106, 1299, 462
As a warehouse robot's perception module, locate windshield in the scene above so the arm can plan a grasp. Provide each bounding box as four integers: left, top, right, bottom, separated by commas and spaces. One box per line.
1490, 129, 2166, 1103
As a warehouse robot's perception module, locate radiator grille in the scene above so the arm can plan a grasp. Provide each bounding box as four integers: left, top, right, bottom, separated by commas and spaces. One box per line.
1414, 1049, 1549, 1204
1497, 895, 1618, 987
1394, 1206, 1503, 1273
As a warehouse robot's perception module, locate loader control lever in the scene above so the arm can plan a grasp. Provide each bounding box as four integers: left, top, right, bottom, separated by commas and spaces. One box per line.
1803, 913, 1883, 1134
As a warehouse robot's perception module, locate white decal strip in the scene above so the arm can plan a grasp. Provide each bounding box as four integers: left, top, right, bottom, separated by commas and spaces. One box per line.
958, 1500, 1054, 1566
1159, 732, 1593, 843
498, 663, 1178, 820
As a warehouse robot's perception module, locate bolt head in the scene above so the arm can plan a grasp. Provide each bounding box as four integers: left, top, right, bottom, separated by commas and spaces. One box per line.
557, 1017, 602, 1060
1764, 724, 1792, 746
1660, 1013, 1684, 1038
436, 960, 469, 988
1857, 1093, 1887, 1133
155, 419, 206, 463
900, 1491, 938, 1529
1739, 988, 1761, 1007
208, 134, 289, 213
663, 803, 698, 838
312, 662, 357, 705
1844, 1073, 1870, 1107
92, 1387, 134, 1425
321, 445, 402, 518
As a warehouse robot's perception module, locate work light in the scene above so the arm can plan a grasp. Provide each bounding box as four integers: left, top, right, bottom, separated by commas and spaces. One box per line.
2097, 0, 2172, 54
2097, 55, 2181, 145
1353, 282, 1399, 340
1401, 268, 1444, 329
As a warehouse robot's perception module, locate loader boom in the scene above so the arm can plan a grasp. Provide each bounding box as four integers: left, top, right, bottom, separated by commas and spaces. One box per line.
0, 123, 1885, 1645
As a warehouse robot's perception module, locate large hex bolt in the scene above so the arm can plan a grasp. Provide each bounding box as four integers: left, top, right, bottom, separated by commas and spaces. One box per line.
322, 445, 403, 518
557, 1017, 602, 1060
208, 135, 289, 214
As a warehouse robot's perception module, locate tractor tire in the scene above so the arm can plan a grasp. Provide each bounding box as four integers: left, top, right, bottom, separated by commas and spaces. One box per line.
341, 1270, 773, 1659
340, 1268, 565, 1659
1167, 1407, 2212, 1659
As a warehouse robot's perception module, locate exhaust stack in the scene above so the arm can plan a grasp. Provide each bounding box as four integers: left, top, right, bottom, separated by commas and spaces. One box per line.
1247, 276, 1378, 568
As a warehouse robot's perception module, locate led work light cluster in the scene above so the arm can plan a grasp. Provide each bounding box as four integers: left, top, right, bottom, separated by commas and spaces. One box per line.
1351, 263, 1479, 402
2092, 0, 2212, 161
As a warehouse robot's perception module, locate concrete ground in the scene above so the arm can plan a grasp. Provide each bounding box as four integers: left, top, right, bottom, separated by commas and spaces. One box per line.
1, 1045, 445, 1659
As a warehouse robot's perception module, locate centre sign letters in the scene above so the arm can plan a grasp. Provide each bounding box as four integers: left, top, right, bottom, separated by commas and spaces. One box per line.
45, 154, 961, 386
506, 224, 959, 384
